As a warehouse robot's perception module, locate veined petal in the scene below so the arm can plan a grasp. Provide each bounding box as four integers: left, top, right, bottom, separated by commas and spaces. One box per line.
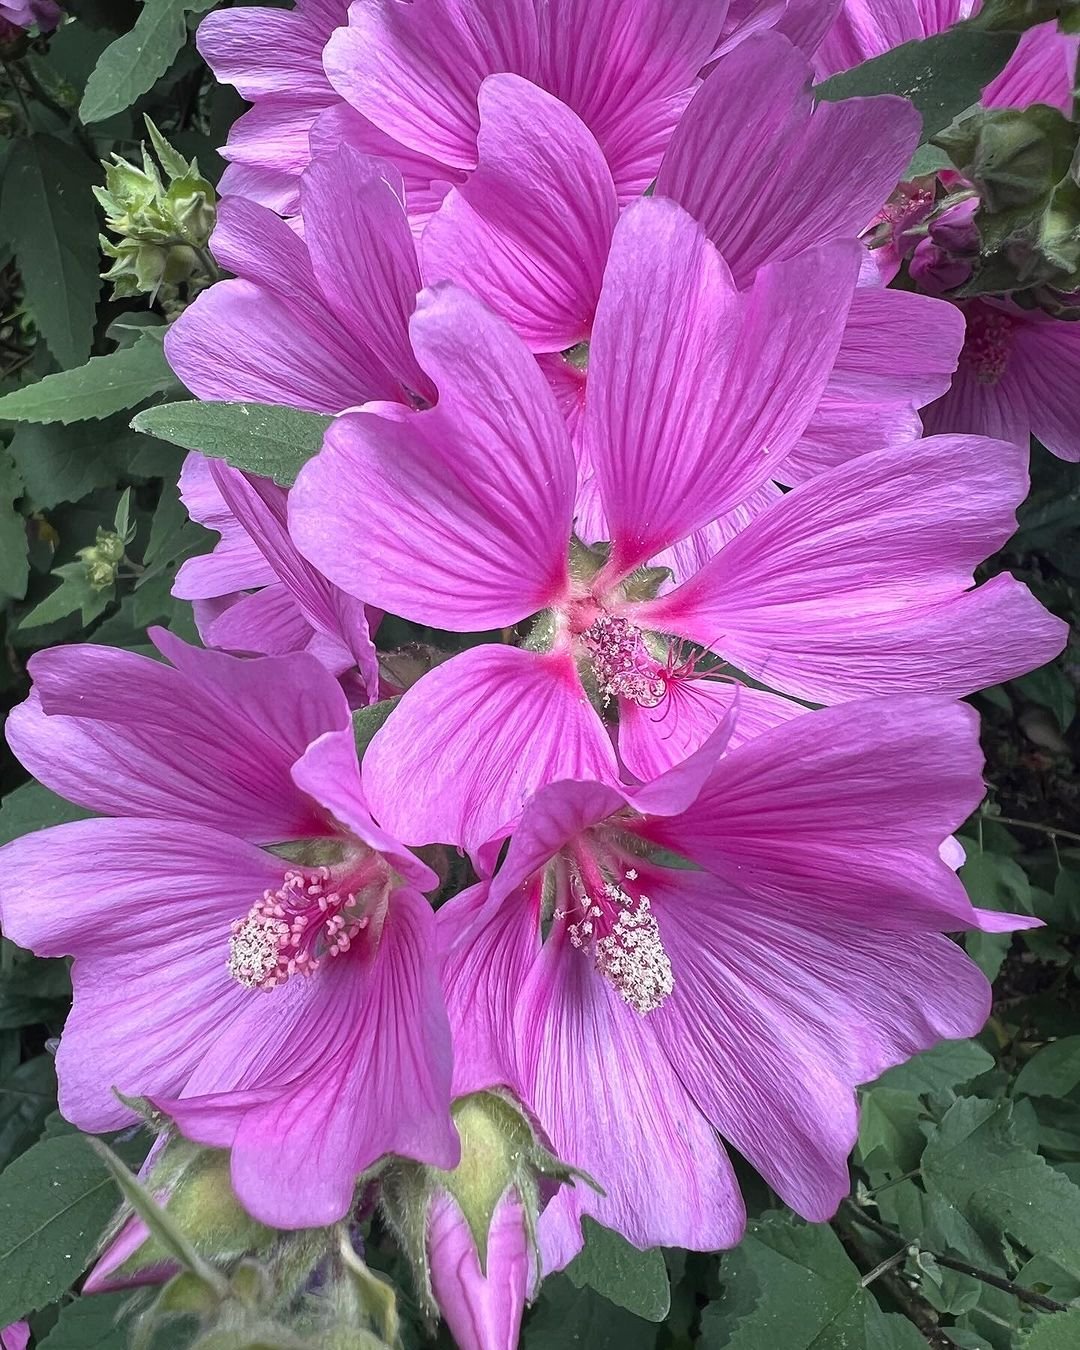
362, 646, 619, 854
422, 75, 617, 352
290, 285, 575, 629
173, 452, 277, 601
657, 31, 919, 287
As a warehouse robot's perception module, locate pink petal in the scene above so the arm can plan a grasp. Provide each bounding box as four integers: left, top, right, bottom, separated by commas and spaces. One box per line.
300, 145, 431, 401
983, 21, 1080, 115
217, 161, 303, 216
647, 864, 991, 1220
784, 397, 922, 485
422, 74, 617, 352
6, 637, 347, 844
324, 0, 539, 171
642, 435, 1068, 701
428, 1188, 531, 1350
516, 924, 745, 1261
811, 0, 973, 79
531, 0, 717, 201
197, 1, 340, 101
362, 645, 619, 854
657, 31, 919, 287
586, 197, 860, 574
1005, 315, 1080, 464
0, 817, 285, 1130
290, 285, 575, 629
159, 887, 457, 1228
640, 695, 1015, 934
196, 584, 316, 659
173, 452, 277, 601
619, 680, 804, 780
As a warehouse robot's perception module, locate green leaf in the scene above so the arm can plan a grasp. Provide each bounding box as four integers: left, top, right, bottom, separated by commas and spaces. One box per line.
1016, 1038, 1080, 1098
921, 1097, 1080, 1279
856, 1087, 926, 1174
565, 1218, 670, 1322
0, 1055, 58, 1173
701, 1214, 924, 1350
0, 960, 71, 1029
80, 0, 221, 124
816, 27, 1019, 144
0, 780, 91, 848
37, 1291, 130, 1350
0, 136, 101, 370
1013, 662, 1077, 734
0, 451, 28, 602
351, 699, 400, 763
1018, 1307, 1080, 1349
525, 1277, 657, 1350
875, 1040, 995, 1095
131, 401, 331, 487
19, 563, 112, 631
0, 1133, 135, 1325
9, 421, 136, 509
0, 333, 179, 426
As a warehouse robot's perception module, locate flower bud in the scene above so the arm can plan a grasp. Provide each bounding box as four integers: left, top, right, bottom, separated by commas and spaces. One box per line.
381, 1093, 587, 1350
909, 198, 980, 294
76, 528, 127, 592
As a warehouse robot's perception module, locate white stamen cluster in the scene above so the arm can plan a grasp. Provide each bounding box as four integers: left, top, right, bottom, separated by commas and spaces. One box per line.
568, 874, 673, 1014
580, 612, 666, 708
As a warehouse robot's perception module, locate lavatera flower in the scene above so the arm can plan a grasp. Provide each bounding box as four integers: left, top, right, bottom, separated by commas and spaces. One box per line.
291, 195, 1066, 857
0, 630, 458, 1227
438, 695, 1039, 1269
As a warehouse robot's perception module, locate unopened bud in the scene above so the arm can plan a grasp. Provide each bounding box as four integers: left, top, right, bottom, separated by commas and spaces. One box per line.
909, 197, 980, 293
382, 1093, 589, 1350
76, 528, 126, 591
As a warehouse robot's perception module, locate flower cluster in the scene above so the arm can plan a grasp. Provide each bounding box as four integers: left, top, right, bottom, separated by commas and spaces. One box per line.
2, 1, 1076, 1347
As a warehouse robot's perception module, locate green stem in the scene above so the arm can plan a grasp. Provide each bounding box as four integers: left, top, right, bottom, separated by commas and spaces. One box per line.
987, 814, 1080, 848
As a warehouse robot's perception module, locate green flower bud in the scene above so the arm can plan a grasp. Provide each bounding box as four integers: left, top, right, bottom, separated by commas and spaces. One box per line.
76, 528, 126, 592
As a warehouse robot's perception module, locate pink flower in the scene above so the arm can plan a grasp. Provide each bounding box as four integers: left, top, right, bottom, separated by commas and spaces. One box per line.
0, 631, 457, 1227
172, 453, 382, 702
0, 1324, 29, 1350
921, 299, 1080, 462
0, 0, 60, 33
291, 196, 1065, 854
439, 696, 1037, 1264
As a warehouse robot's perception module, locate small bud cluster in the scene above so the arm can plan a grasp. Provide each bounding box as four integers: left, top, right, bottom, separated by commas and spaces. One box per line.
76, 528, 126, 591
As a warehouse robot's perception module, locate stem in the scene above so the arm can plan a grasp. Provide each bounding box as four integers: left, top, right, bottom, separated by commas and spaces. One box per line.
861, 1168, 922, 1199
987, 815, 1080, 848
860, 1245, 911, 1288
1, 59, 32, 127
841, 1202, 1068, 1314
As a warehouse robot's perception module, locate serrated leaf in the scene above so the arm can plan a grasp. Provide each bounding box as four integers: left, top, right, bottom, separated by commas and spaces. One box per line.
1018, 1306, 1080, 1349
0, 1134, 133, 1325
0, 780, 92, 848
817, 27, 1019, 143
565, 1218, 670, 1322
701, 1214, 924, 1350
19, 564, 112, 631
9, 421, 135, 509
0, 333, 178, 426
0, 451, 28, 601
0, 1055, 57, 1173
36, 1291, 129, 1349
132, 401, 331, 486
1, 136, 101, 370
1016, 1038, 1080, 1099
856, 1087, 926, 1174
921, 1097, 1080, 1278
81, 0, 221, 124
875, 1040, 995, 1095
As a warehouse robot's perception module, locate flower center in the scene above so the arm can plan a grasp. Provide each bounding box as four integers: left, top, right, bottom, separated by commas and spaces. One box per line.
228, 859, 387, 991
579, 612, 666, 708
963, 304, 1017, 385
558, 856, 673, 1014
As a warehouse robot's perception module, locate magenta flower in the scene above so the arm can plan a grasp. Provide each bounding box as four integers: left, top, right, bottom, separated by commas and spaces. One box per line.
0, 1325, 28, 1350
0, 0, 60, 33
291, 197, 1065, 853
166, 145, 430, 414
421, 33, 964, 485
172, 453, 382, 702
438, 696, 1036, 1263
0, 631, 457, 1227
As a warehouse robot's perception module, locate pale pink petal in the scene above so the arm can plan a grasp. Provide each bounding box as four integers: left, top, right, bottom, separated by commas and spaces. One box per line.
197, 584, 316, 658
218, 161, 302, 216
647, 865, 991, 1219
1005, 315, 1080, 463
517, 924, 745, 1262
647, 483, 784, 585
6, 637, 346, 843
532, 0, 717, 200
783, 398, 922, 485
422, 75, 617, 352
586, 197, 860, 574
362, 646, 619, 854
290, 285, 575, 629
983, 21, 1080, 115
324, 0, 539, 171
619, 681, 804, 780
429, 1189, 531, 1350
197, 0, 340, 100
217, 95, 326, 187
656, 32, 919, 287
642, 435, 1068, 701
0, 818, 285, 1130
173, 452, 276, 601
159, 887, 458, 1228
640, 695, 1019, 934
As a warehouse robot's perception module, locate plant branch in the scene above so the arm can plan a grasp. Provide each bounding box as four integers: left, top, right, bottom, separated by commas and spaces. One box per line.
841, 1201, 1069, 1313
985, 814, 1080, 847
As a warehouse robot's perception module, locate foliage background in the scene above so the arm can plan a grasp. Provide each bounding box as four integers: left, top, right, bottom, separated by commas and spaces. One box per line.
0, 3, 1078, 1347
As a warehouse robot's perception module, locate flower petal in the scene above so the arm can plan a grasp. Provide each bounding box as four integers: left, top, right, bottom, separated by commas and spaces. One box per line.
363, 646, 619, 854
641, 435, 1068, 701
586, 197, 860, 573
173, 452, 277, 601
422, 74, 617, 352
657, 31, 919, 287
290, 285, 575, 629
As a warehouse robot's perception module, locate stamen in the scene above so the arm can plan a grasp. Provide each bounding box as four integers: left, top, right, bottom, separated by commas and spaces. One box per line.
963, 305, 1017, 385
580, 613, 666, 708
567, 878, 673, 1014
227, 868, 370, 991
